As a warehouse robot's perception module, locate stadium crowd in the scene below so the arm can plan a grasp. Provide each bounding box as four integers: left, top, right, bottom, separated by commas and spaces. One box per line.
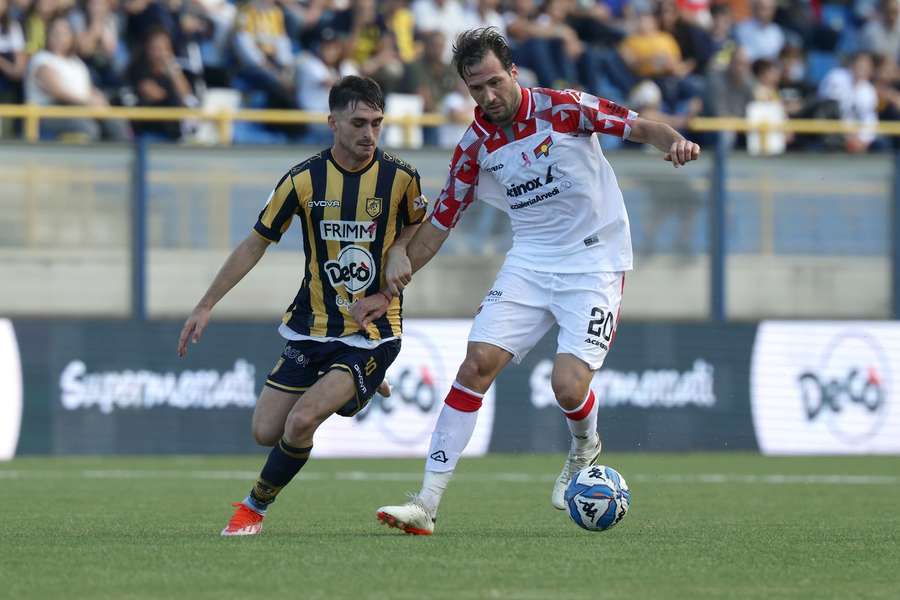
0, 0, 897, 150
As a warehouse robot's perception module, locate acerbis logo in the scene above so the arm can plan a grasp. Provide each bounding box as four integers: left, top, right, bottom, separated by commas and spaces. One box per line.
485, 163, 504, 172
324, 245, 376, 293
0, 320, 22, 461
356, 330, 443, 444
320, 220, 377, 242
797, 332, 889, 444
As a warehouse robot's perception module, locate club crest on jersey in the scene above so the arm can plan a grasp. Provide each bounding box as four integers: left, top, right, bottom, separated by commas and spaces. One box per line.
365, 197, 383, 218
533, 135, 553, 158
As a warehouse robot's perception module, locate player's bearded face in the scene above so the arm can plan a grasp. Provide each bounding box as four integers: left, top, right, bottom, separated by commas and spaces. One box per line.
463, 52, 521, 126
331, 102, 384, 163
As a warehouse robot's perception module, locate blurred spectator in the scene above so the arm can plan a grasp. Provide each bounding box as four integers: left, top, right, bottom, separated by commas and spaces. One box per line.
873, 54, 900, 149
0, 0, 27, 115
232, 0, 296, 108
733, 0, 785, 61
412, 0, 468, 62
706, 2, 736, 70
382, 0, 416, 63
467, 0, 505, 38
861, 0, 900, 58
819, 52, 879, 152
705, 44, 753, 118
506, 0, 586, 88
25, 16, 129, 140
25, 0, 60, 54
125, 0, 212, 78
127, 27, 195, 140
620, 6, 701, 109
192, 0, 237, 85
410, 29, 455, 143
412, 30, 455, 114
751, 57, 780, 101
629, 80, 703, 257
358, 31, 416, 95
620, 7, 687, 80
70, 0, 122, 93
124, 0, 177, 51
631, 77, 702, 130
658, 0, 716, 74
437, 78, 475, 147
296, 26, 357, 143
537, 0, 607, 91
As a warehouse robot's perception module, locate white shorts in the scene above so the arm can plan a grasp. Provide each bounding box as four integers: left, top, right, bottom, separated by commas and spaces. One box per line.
468, 266, 625, 370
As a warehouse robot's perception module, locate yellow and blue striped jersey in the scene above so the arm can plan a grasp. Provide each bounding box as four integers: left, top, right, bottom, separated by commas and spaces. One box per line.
253, 148, 427, 340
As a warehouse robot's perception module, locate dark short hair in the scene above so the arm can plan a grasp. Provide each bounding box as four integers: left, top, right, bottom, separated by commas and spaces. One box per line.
452, 27, 514, 81
751, 58, 776, 77
328, 76, 385, 113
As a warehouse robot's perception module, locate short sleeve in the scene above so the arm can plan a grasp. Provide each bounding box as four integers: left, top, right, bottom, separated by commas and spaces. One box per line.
566, 89, 638, 140
402, 170, 428, 225
253, 171, 299, 242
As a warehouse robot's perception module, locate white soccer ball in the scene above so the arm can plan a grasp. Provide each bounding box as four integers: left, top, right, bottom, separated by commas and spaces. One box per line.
564, 465, 631, 531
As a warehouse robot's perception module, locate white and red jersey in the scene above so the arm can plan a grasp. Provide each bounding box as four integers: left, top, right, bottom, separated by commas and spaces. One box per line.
431, 86, 637, 273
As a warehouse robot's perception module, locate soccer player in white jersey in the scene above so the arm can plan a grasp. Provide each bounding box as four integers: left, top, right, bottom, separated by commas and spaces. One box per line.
351, 28, 701, 535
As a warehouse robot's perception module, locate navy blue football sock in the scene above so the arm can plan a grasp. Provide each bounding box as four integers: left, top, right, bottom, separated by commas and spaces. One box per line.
246, 439, 312, 512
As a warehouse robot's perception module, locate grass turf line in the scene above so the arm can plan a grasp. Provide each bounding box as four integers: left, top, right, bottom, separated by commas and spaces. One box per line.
1, 454, 898, 600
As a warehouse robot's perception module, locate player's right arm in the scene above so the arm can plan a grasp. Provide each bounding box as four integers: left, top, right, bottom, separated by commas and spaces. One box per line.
351, 131, 483, 328
177, 232, 271, 356
178, 170, 299, 357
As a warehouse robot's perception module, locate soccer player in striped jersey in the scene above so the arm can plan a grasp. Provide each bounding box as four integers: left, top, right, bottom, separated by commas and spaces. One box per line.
353, 28, 701, 535
177, 76, 428, 536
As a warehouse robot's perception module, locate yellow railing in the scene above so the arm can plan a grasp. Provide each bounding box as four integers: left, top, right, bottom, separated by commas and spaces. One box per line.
2, 104, 900, 147
0, 104, 448, 146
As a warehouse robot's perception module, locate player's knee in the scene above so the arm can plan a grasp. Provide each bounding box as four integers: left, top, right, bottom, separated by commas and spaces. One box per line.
283, 408, 321, 440
251, 424, 281, 447
552, 378, 589, 408
458, 347, 501, 386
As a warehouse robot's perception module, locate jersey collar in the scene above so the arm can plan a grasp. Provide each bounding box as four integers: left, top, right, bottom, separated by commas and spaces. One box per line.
327, 147, 380, 176
473, 85, 533, 136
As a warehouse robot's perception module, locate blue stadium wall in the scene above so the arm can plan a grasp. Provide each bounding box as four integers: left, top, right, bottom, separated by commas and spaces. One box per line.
3, 319, 899, 457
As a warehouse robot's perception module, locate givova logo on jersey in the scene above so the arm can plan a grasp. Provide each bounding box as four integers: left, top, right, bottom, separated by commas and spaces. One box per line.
324, 245, 376, 293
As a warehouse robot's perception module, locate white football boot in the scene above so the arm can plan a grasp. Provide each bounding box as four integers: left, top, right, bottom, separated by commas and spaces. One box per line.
551, 435, 603, 510
376, 495, 435, 535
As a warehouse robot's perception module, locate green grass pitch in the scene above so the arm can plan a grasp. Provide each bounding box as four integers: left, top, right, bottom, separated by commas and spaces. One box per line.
1, 453, 898, 599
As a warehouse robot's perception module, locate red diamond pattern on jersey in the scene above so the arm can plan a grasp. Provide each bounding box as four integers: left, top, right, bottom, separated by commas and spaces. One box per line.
430, 86, 636, 274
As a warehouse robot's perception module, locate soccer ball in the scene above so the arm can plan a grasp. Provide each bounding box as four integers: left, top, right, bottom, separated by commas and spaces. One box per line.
564, 465, 631, 531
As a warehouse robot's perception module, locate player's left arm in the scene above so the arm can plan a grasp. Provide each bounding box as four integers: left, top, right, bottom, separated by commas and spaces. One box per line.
569, 89, 700, 167
628, 118, 701, 168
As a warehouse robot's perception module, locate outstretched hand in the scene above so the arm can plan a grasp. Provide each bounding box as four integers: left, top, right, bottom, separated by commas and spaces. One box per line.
177, 306, 211, 357
350, 293, 390, 329
664, 139, 701, 167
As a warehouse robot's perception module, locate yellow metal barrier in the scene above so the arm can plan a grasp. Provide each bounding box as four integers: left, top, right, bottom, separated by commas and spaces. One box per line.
0, 104, 448, 147
2, 104, 900, 147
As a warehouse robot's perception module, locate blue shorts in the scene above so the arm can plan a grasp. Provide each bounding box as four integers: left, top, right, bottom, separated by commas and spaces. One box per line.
265, 338, 401, 417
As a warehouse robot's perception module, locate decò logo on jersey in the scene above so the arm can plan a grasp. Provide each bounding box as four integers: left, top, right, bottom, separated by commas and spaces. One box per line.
324, 245, 376, 293
0, 320, 23, 460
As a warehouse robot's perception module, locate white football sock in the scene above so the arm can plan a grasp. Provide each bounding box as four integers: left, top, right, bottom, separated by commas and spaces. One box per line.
562, 389, 599, 448
418, 382, 483, 515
